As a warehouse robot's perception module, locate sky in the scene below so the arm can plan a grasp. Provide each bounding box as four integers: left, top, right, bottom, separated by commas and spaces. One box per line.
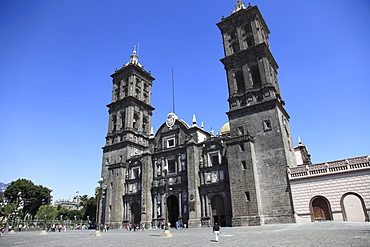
0, 0, 369, 202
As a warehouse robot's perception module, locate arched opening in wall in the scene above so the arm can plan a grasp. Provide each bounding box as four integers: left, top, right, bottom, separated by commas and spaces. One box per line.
211, 195, 226, 227
310, 196, 333, 221
250, 65, 262, 88
235, 71, 245, 93
112, 114, 117, 133
142, 117, 148, 133
166, 195, 179, 227
133, 113, 139, 130
130, 202, 141, 225
341, 193, 368, 222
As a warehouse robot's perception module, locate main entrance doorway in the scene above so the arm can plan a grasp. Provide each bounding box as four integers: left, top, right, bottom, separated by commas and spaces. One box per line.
131, 202, 141, 225
166, 195, 179, 227
311, 196, 332, 221
211, 195, 226, 226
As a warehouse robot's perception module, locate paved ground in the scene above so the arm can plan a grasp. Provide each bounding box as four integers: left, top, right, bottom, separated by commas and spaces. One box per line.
0, 221, 369, 247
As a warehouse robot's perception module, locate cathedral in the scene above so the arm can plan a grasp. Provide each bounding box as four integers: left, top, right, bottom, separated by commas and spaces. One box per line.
98, 1, 297, 229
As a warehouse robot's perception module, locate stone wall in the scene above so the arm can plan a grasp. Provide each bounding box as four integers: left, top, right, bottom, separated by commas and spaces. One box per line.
289, 156, 370, 223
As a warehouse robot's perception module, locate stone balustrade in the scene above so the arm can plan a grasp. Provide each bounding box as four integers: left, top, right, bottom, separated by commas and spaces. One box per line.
289, 155, 370, 179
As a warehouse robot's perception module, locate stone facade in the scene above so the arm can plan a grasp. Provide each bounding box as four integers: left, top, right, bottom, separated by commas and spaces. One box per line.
289, 155, 370, 223
98, 2, 296, 229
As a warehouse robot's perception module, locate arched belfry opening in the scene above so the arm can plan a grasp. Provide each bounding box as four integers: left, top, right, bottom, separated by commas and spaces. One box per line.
167, 195, 179, 227
310, 196, 333, 221
211, 195, 226, 226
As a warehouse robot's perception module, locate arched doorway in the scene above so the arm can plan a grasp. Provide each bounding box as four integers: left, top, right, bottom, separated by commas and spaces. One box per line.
211, 195, 226, 226
166, 195, 179, 227
310, 196, 332, 221
131, 202, 141, 225
342, 193, 368, 222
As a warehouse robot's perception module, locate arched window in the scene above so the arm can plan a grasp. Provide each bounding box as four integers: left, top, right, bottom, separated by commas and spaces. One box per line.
251, 65, 262, 88
142, 117, 148, 133
133, 113, 139, 129
235, 71, 245, 93
135, 89, 140, 99
112, 114, 117, 132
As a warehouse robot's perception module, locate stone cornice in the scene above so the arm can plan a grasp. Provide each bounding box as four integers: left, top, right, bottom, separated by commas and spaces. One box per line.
289, 155, 370, 180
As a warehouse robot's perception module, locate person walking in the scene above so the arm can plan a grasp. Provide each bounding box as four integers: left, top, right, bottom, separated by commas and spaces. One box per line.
213, 222, 221, 242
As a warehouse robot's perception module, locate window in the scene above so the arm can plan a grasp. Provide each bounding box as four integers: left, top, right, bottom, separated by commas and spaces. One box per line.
239, 144, 245, 152
263, 120, 272, 131
136, 78, 141, 87
235, 71, 245, 93
208, 152, 220, 166
246, 36, 254, 47
132, 168, 140, 179
112, 115, 117, 132
245, 192, 250, 202
243, 23, 251, 34
251, 65, 262, 87
237, 126, 244, 135
135, 88, 140, 98
241, 160, 247, 169
167, 138, 175, 148
167, 159, 176, 173
133, 113, 139, 129
142, 118, 148, 132
211, 155, 219, 166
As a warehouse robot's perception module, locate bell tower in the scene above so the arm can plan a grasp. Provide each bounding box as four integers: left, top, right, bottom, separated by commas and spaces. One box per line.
99, 47, 155, 228
217, 1, 295, 225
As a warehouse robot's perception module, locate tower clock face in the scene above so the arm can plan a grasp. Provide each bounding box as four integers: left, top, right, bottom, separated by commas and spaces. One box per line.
157, 159, 161, 165
181, 153, 186, 160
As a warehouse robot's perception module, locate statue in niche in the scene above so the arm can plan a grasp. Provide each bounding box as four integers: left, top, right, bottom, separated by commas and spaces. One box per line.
157, 165, 161, 176
157, 206, 161, 216
183, 204, 188, 214
199, 157, 204, 168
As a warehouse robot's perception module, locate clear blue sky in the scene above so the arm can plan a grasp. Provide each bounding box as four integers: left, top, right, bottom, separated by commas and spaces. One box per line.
1, 0, 369, 202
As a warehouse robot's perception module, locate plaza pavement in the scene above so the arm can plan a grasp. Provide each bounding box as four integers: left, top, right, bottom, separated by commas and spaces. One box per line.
0, 221, 369, 247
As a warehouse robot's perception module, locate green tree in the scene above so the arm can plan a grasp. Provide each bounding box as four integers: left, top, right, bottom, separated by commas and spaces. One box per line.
66, 210, 82, 220
36, 205, 58, 221
4, 179, 50, 216
79, 195, 89, 208
0, 202, 16, 225
82, 196, 97, 221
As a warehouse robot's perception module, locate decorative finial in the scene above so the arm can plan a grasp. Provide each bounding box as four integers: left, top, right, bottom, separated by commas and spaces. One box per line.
233, 0, 246, 13
129, 45, 139, 64
192, 114, 197, 127
123, 45, 143, 68
150, 127, 154, 139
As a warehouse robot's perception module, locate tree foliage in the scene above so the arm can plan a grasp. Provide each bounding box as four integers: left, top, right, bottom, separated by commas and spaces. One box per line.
81, 196, 97, 221
4, 179, 50, 216
36, 205, 58, 220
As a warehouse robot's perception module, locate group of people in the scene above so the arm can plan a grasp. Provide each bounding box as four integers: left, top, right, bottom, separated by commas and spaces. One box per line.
175, 221, 187, 230
125, 223, 144, 231
99, 224, 110, 232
